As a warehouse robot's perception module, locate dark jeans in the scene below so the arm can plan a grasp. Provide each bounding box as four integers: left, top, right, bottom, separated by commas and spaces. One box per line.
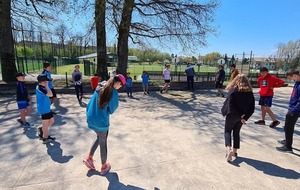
187, 76, 194, 90
127, 87, 132, 96
224, 113, 243, 149
75, 85, 83, 101
89, 130, 109, 165
284, 112, 299, 149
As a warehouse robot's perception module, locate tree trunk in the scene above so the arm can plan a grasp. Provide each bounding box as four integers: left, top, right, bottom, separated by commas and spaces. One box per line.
95, 0, 108, 81
0, 0, 17, 82
117, 0, 134, 75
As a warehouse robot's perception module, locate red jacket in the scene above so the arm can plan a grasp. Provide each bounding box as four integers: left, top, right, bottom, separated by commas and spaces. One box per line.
257, 74, 284, 96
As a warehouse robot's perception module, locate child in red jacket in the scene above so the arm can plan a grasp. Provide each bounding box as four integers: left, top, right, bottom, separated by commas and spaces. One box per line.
254, 67, 284, 128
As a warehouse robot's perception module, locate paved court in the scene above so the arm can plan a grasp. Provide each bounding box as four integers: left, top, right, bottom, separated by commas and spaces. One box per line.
0, 87, 299, 190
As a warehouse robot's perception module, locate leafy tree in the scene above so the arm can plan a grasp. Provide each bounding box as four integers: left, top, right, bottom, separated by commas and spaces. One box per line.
16, 46, 34, 57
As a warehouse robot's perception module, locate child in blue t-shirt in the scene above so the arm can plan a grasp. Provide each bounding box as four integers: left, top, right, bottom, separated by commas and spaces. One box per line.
15, 72, 33, 127
141, 71, 149, 95
126, 72, 133, 97
36, 74, 56, 144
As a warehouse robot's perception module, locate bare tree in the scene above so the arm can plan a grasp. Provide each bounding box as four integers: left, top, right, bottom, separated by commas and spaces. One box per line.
0, 0, 16, 81
55, 23, 69, 57
0, 0, 65, 81
107, 0, 219, 75
95, 0, 109, 80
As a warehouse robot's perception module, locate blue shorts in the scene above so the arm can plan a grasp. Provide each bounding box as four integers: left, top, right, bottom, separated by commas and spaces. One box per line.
259, 96, 273, 107
142, 83, 148, 87
17, 101, 30, 110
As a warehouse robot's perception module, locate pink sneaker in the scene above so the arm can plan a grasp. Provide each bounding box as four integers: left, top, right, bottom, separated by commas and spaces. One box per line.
100, 163, 111, 175
83, 158, 95, 170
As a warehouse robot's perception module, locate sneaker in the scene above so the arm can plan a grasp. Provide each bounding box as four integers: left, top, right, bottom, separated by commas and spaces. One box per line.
225, 149, 234, 162
100, 163, 111, 175
37, 127, 43, 140
254, 120, 265, 125
269, 120, 280, 128
83, 158, 96, 170
23, 122, 34, 127
147, 91, 149, 95
276, 146, 293, 153
221, 94, 225, 98
216, 93, 220, 96
47, 136, 56, 140
160, 89, 163, 94
278, 139, 286, 145
17, 119, 24, 125
42, 138, 50, 144
233, 152, 238, 157
144, 92, 147, 95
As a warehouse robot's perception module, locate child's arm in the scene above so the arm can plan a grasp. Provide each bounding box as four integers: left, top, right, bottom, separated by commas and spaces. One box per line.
273, 76, 285, 88
45, 83, 53, 97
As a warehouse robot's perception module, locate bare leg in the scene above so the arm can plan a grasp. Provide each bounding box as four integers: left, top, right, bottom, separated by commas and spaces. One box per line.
266, 107, 276, 121
261, 106, 267, 120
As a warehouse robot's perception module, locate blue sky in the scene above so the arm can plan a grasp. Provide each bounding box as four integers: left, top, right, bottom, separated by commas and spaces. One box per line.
199, 0, 300, 58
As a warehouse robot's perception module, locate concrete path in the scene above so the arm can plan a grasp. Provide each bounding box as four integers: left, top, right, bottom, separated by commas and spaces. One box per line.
0, 87, 299, 190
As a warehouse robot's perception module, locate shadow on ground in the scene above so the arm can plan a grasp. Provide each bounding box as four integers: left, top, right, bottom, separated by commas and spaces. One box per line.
233, 157, 300, 179
86, 171, 147, 190
46, 141, 73, 163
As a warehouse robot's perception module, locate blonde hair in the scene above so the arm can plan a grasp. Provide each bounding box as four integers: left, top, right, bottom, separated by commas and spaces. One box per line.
225, 73, 252, 92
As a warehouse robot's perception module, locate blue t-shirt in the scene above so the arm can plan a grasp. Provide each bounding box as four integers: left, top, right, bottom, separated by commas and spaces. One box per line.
36, 85, 51, 115
126, 77, 133, 88
141, 73, 149, 84
42, 69, 53, 89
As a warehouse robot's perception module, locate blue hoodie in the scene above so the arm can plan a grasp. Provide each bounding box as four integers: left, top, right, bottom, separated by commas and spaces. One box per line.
86, 83, 119, 132
289, 81, 300, 116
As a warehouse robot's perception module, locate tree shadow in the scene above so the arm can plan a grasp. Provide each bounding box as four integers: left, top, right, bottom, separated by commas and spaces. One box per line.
86, 171, 147, 190
232, 157, 300, 179
52, 98, 68, 115
46, 141, 73, 163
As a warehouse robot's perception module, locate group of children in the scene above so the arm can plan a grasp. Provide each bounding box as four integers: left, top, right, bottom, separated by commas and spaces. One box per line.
16, 61, 57, 144
125, 71, 150, 97
15, 62, 299, 174
222, 66, 300, 162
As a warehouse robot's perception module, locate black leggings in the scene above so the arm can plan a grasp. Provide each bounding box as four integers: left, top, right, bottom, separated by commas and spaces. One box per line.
75, 85, 83, 101
89, 130, 109, 165
224, 113, 243, 149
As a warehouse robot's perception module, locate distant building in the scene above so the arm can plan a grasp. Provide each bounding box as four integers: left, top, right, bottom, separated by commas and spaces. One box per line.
78, 53, 138, 66
253, 57, 276, 70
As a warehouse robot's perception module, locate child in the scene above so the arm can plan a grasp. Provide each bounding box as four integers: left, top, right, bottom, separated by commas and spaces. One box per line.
126, 72, 133, 97
15, 72, 33, 127
72, 65, 83, 103
91, 74, 100, 92
83, 74, 126, 175
229, 64, 239, 81
160, 64, 171, 93
36, 74, 56, 144
216, 65, 225, 97
276, 69, 300, 153
141, 71, 149, 95
221, 74, 255, 161
254, 67, 284, 128
42, 62, 57, 108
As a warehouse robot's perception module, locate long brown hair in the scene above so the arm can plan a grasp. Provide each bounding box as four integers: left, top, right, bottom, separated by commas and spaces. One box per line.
98, 76, 122, 109
225, 73, 252, 92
